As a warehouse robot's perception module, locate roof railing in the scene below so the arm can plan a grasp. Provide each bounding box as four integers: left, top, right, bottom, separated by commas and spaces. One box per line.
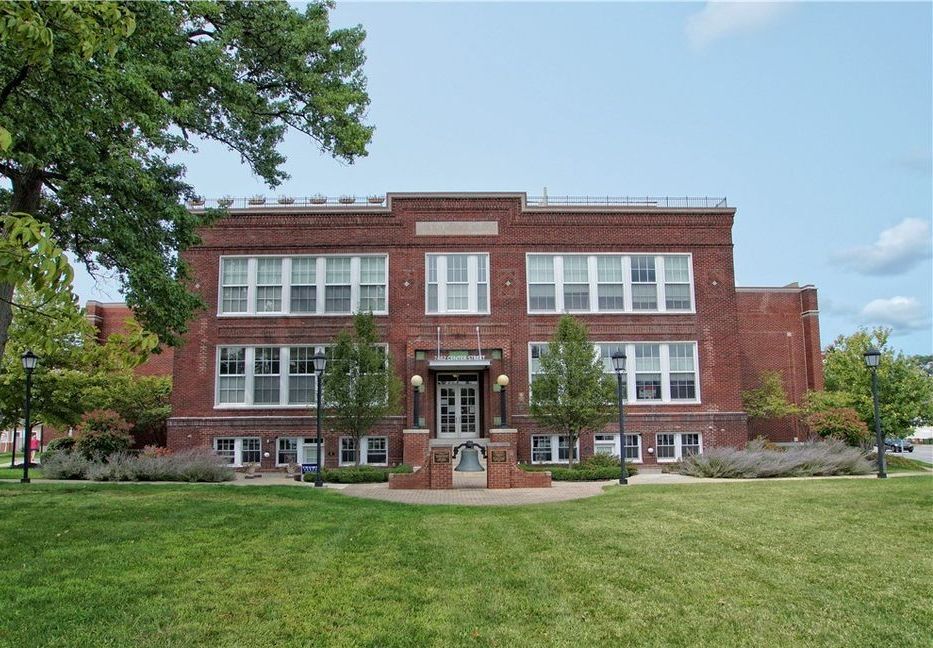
186, 195, 728, 210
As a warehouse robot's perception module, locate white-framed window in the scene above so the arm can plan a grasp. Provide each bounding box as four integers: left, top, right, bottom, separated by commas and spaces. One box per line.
253, 347, 281, 404
594, 433, 642, 463
214, 437, 261, 466
426, 253, 490, 314
220, 258, 249, 313
634, 343, 662, 401
218, 347, 247, 404
655, 432, 703, 462
528, 341, 700, 404
530, 434, 580, 464
525, 253, 693, 314
339, 436, 388, 466
300, 438, 323, 466
290, 257, 317, 313
218, 255, 388, 316
277, 437, 298, 465
255, 258, 283, 312
215, 344, 388, 408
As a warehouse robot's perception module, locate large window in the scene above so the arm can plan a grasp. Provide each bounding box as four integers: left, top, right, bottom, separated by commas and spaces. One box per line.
530, 435, 580, 464
529, 341, 700, 404
526, 253, 693, 314
216, 344, 388, 408
655, 433, 702, 462
218, 255, 388, 316
594, 433, 642, 462
214, 437, 261, 466
339, 436, 389, 466
426, 253, 490, 314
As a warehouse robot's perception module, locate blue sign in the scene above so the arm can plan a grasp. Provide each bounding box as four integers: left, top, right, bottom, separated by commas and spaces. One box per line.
301, 463, 319, 474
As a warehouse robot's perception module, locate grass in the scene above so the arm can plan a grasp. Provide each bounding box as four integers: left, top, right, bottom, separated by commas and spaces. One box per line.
0, 466, 41, 480
0, 479, 930, 647
882, 454, 932, 473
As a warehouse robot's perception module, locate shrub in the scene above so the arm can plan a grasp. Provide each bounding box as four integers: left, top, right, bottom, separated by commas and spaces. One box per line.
520, 457, 638, 481
141, 445, 173, 458
42, 449, 234, 482
674, 440, 872, 479
805, 408, 871, 447
75, 409, 133, 460
40, 452, 93, 480
45, 437, 76, 455
302, 465, 412, 484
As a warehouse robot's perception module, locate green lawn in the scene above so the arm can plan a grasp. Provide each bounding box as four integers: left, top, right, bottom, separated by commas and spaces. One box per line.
0, 479, 930, 647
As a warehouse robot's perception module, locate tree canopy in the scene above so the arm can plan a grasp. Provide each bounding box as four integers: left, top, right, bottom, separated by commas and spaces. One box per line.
323, 312, 401, 464
0, 0, 373, 357
822, 327, 933, 439
529, 315, 616, 466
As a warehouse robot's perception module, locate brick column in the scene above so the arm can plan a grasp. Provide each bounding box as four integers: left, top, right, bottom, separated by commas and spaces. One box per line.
428, 442, 453, 489
488, 428, 517, 453
402, 429, 430, 468
486, 441, 513, 489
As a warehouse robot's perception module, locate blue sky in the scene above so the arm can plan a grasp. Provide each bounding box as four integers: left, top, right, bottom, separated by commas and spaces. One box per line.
73, 1, 933, 354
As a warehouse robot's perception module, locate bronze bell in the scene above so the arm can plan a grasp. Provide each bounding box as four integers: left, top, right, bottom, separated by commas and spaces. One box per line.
455, 445, 485, 472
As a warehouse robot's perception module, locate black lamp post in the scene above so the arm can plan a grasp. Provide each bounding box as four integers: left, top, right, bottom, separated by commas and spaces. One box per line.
864, 347, 886, 479
611, 350, 629, 485
496, 374, 509, 428
312, 351, 327, 488
21, 350, 38, 484
411, 374, 423, 428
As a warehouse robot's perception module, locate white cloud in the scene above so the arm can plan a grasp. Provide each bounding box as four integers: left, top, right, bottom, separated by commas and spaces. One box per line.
685, 2, 793, 49
859, 296, 931, 334
832, 218, 933, 275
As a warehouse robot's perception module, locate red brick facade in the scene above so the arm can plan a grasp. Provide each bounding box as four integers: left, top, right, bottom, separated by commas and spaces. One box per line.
85, 301, 175, 376
736, 286, 824, 441
166, 193, 822, 468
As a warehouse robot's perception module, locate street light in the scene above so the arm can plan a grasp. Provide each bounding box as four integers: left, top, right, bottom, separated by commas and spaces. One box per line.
863, 347, 886, 479
611, 350, 628, 485
21, 350, 38, 484
312, 351, 327, 488
411, 374, 423, 428
496, 374, 509, 428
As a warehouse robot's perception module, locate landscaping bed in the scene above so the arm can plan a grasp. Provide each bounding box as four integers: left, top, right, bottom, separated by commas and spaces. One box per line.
670, 439, 873, 478
303, 464, 412, 484
521, 454, 638, 481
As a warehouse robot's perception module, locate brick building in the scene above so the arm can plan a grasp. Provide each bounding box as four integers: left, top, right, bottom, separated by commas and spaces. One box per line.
85, 301, 175, 376
166, 192, 823, 469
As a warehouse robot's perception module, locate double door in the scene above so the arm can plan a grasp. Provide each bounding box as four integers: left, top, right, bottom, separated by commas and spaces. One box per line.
436, 374, 479, 438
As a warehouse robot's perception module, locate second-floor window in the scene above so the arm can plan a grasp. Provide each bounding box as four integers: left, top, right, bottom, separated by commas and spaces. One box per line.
218, 255, 388, 316
426, 253, 490, 314
526, 253, 694, 314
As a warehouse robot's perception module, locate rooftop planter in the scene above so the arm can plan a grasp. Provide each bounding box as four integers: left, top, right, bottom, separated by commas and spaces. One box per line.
277, 196, 296, 205
188, 196, 205, 207
218, 196, 234, 208
309, 194, 327, 204
367, 195, 385, 204
248, 195, 267, 205
338, 195, 356, 204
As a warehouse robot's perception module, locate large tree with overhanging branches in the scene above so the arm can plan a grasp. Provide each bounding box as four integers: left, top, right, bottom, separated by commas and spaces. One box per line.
0, 0, 373, 358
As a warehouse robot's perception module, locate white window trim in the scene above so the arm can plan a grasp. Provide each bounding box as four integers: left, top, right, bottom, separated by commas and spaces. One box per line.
217, 254, 389, 317
530, 434, 581, 464
214, 343, 390, 409
213, 436, 261, 468
425, 252, 491, 315
525, 253, 695, 315
275, 437, 327, 467
594, 433, 643, 464
654, 432, 704, 463
338, 435, 389, 467
528, 341, 701, 405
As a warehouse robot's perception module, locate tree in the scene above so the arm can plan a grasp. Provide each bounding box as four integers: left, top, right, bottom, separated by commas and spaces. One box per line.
323, 313, 401, 465
0, 1, 373, 357
823, 327, 933, 439
742, 371, 800, 420
529, 316, 616, 467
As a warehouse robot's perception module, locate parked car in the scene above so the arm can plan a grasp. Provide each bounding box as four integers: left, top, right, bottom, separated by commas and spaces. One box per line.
884, 438, 914, 453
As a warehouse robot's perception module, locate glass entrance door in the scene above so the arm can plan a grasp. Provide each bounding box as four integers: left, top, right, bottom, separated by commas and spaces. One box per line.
436, 374, 480, 438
